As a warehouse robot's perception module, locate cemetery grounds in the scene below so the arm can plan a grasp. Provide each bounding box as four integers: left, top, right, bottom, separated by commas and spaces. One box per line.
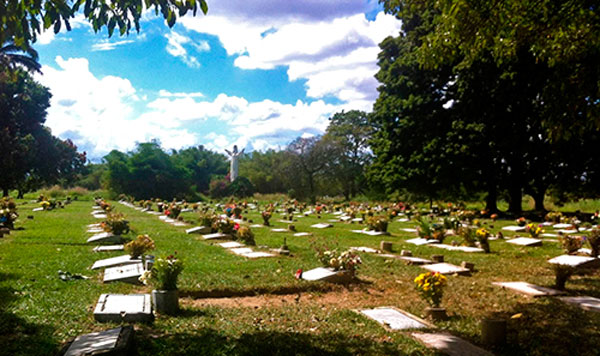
1, 196, 599, 355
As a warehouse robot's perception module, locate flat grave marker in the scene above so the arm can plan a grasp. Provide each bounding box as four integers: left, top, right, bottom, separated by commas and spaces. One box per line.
271, 228, 288, 233
219, 241, 245, 248
93, 245, 124, 253
400, 228, 418, 233
422, 263, 470, 275
87, 223, 101, 228
553, 223, 573, 229
406, 238, 438, 246
171, 222, 187, 227
351, 229, 389, 236
243, 251, 275, 258
506, 237, 542, 246
311, 223, 333, 229
350, 246, 379, 253
230, 247, 254, 255
399, 256, 433, 265
32, 207, 44, 212
93, 214, 107, 219
411, 332, 493, 356
185, 226, 211, 234
250, 224, 264, 228
492, 281, 565, 297
547, 255, 599, 268
91, 255, 142, 270
301, 267, 352, 283
360, 307, 429, 330
87, 232, 121, 244
62, 326, 135, 356
558, 296, 600, 312
294, 232, 312, 237
431, 244, 485, 253
202, 233, 230, 240
86, 228, 104, 233
502, 226, 526, 232
103, 263, 144, 284
397, 218, 409, 222
94, 294, 153, 322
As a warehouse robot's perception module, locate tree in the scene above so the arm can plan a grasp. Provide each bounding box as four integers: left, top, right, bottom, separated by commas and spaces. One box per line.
1, 0, 208, 48
239, 149, 290, 195
0, 42, 41, 73
286, 136, 335, 203
322, 110, 372, 199
171, 145, 228, 194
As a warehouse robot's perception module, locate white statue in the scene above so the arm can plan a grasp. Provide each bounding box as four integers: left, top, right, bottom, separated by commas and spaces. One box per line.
225, 145, 244, 182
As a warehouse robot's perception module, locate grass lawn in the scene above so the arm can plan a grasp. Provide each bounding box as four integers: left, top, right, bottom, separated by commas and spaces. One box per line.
1, 199, 599, 355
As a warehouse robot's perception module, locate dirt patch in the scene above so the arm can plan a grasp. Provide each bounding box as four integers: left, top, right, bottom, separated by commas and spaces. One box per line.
181, 287, 388, 309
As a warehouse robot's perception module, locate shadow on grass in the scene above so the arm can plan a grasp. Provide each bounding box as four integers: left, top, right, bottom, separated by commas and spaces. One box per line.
490, 297, 600, 356
0, 272, 59, 356
137, 328, 411, 356
180, 284, 338, 299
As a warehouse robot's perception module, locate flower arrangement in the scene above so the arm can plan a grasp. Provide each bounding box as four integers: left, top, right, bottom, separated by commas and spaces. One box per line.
96, 199, 111, 211
490, 213, 498, 221
366, 215, 388, 232
415, 216, 433, 239
560, 234, 584, 254
317, 249, 362, 272
140, 253, 183, 290
235, 225, 256, 246
199, 212, 217, 229
458, 226, 477, 247
414, 272, 447, 307
261, 210, 272, 226
213, 218, 236, 234
456, 209, 476, 223
165, 203, 181, 219
525, 223, 543, 238
545, 211, 563, 223
588, 229, 600, 257
516, 217, 527, 226
442, 216, 460, 231
476, 227, 491, 253
0, 198, 18, 229
124, 234, 155, 259
102, 212, 130, 235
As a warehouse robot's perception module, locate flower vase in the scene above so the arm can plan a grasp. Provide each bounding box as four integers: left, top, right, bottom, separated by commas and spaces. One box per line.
425, 307, 448, 321
152, 289, 179, 315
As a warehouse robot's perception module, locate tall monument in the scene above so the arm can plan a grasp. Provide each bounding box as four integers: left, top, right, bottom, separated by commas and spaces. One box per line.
225, 145, 244, 182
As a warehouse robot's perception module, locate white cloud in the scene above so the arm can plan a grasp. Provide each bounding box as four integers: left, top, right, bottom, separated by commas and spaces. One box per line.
180, 10, 401, 104
92, 39, 135, 51
165, 31, 202, 68
36, 57, 198, 159
159, 89, 204, 98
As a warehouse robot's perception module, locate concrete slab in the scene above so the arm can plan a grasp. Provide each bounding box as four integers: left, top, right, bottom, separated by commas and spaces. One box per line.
558, 296, 600, 312
422, 263, 470, 275
502, 226, 526, 232
351, 229, 389, 236
243, 252, 275, 258
556, 229, 578, 234
311, 223, 333, 228
103, 263, 144, 284
86, 228, 104, 233
506, 237, 542, 246
406, 238, 438, 246
399, 256, 434, 265
171, 222, 187, 227
63, 326, 135, 356
360, 307, 429, 330
186, 226, 211, 234
553, 223, 573, 229
94, 294, 153, 323
91, 255, 141, 270
301, 267, 353, 283
293, 232, 312, 237
87, 232, 121, 244
431, 244, 485, 253
492, 281, 565, 297
401, 228, 418, 233
548, 255, 598, 268
219, 241, 245, 248
271, 228, 288, 233
202, 233, 230, 240
93, 245, 124, 253
93, 214, 108, 219
411, 332, 493, 356
230, 247, 254, 255
350, 246, 379, 253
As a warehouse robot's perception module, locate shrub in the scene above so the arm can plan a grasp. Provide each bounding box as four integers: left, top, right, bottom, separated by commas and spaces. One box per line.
588, 229, 600, 257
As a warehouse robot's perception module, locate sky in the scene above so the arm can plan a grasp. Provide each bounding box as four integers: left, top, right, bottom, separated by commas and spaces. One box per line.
32, 0, 403, 161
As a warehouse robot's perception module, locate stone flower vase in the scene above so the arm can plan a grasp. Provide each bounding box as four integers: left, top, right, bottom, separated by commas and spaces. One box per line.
425, 307, 448, 321
152, 289, 179, 315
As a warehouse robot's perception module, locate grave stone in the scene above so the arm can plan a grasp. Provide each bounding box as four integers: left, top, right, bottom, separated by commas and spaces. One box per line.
506, 237, 542, 246
380, 241, 393, 252
502, 226, 526, 232
350, 246, 379, 253
401, 228, 418, 233
411, 332, 494, 356
553, 223, 573, 229
401, 250, 412, 256
230, 247, 254, 256
32, 207, 44, 212
171, 222, 187, 227
293, 232, 312, 237
431, 255, 444, 263
556, 229, 577, 234
250, 224, 264, 228
243, 252, 275, 258
406, 238, 438, 246
547, 255, 599, 268
93, 214, 108, 219
540, 222, 553, 227
301, 267, 353, 283
558, 296, 600, 312
278, 219, 294, 224
87, 232, 121, 244
397, 218, 409, 222
219, 241, 245, 248
432, 244, 485, 253
492, 281, 565, 297
87, 223, 101, 228
91, 255, 143, 270
360, 307, 429, 330
351, 218, 363, 223
103, 263, 145, 284
87, 228, 104, 233
461, 261, 475, 272
340, 216, 352, 222
93, 245, 124, 253
422, 263, 470, 275
399, 256, 433, 265
202, 233, 230, 240
271, 228, 288, 233
185, 226, 211, 234
61, 326, 135, 356
94, 294, 153, 322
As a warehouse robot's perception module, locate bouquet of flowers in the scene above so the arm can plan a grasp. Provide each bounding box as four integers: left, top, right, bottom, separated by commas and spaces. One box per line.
366, 215, 388, 232
0, 198, 18, 229
560, 234, 584, 254
140, 253, 183, 290
124, 234, 155, 259
525, 223, 543, 238
476, 227, 491, 253
414, 272, 447, 307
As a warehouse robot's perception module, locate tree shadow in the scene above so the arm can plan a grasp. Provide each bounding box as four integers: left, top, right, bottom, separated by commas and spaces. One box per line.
137, 328, 411, 356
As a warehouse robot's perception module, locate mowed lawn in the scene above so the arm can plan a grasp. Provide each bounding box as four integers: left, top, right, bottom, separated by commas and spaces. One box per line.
1, 199, 599, 356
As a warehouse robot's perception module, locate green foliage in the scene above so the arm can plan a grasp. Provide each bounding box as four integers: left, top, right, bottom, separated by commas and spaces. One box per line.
147, 254, 183, 291
101, 212, 130, 235
235, 226, 256, 246
124, 234, 155, 259
0, 197, 18, 229
227, 176, 255, 198
365, 215, 388, 232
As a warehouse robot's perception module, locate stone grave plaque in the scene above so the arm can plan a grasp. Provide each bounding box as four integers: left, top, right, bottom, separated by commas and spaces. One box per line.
411, 332, 493, 356
578, 248, 593, 256
327, 219, 339, 223
333, 211, 344, 215
244, 252, 275, 258
360, 307, 429, 330
163, 218, 176, 223
147, 211, 161, 215
506, 237, 542, 246
364, 230, 388, 236
103, 263, 144, 284
158, 215, 168, 220
278, 219, 294, 224
547, 255, 598, 268
87, 232, 121, 244
552, 223, 573, 229
32, 207, 44, 212
93, 245, 124, 253
94, 294, 153, 322
422, 263, 470, 275
271, 228, 288, 233
340, 216, 351, 222
556, 229, 577, 234
202, 233, 230, 240
350, 246, 379, 253
87, 223, 101, 228
92, 206, 102, 210
93, 214, 108, 219
301, 267, 352, 283
399, 256, 433, 265
502, 226, 526, 232
432, 244, 485, 253
63, 326, 134, 356
87, 228, 104, 233
351, 218, 363, 223
558, 296, 600, 312
186, 226, 211, 234
91, 255, 141, 270
311, 223, 333, 229
492, 281, 565, 297
400, 228, 418, 233
181, 208, 193, 213
406, 238, 438, 246
231, 247, 254, 255
219, 241, 245, 248
250, 224, 264, 228
541, 233, 559, 237
540, 222, 553, 227
294, 232, 312, 237
171, 222, 187, 227
397, 218, 409, 222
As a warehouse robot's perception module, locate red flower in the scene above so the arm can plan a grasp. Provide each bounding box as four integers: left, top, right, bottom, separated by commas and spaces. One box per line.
234, 223, 240, 231
295, 269, 303, 279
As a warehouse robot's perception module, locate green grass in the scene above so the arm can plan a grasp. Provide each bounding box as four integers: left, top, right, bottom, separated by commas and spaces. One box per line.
1, 200, 599, 355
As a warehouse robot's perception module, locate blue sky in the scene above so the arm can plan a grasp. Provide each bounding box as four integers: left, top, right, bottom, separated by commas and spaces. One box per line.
32, 0, 402, 160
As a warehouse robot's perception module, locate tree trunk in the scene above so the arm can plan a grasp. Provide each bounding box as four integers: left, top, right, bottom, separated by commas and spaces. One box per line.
17, 190, 24, 199
508, 186, 522, 214
485, 185, 498, 213
530, 187, 546, 212
307, 174, 316, 204
2, 187, 8, 197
